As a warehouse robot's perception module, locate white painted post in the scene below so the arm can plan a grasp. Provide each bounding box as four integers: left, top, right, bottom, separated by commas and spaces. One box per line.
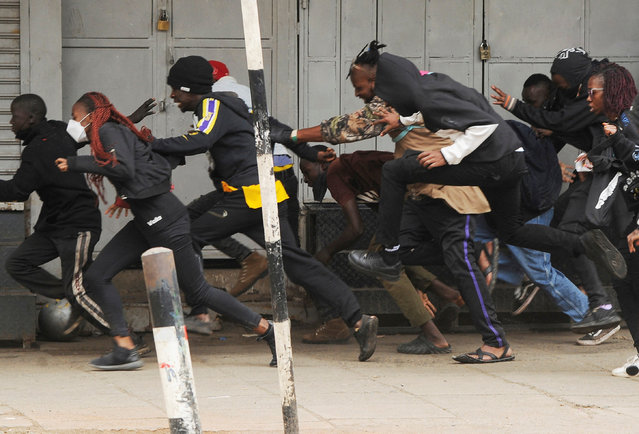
240, 1, 299, 432
142, 247, 201, 434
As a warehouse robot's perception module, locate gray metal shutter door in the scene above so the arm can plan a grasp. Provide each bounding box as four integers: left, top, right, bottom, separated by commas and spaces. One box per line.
0, 1, 20, 181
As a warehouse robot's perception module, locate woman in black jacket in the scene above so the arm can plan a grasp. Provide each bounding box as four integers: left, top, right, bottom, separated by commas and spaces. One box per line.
56, 92, 276, 370
584, 63, 639, 377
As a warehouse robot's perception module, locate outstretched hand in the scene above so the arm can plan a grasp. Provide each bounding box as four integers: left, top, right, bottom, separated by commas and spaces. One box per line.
55, 158, 68, 172
490, 85, 515, 110
128, 98, 157, 124
417, 150, 447, 169
372, 107, 401, 136
269, 116, 294, 145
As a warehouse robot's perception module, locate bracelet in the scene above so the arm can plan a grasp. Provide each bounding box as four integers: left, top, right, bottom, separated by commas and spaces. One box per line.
291, 129, 298, 143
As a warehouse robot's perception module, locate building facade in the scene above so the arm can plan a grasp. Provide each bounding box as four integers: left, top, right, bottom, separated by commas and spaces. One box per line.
3, 1, 639, 316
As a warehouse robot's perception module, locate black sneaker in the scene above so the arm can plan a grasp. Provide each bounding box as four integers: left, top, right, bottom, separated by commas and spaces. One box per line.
512, 281, 540, 316
89, 346, 143, 371
257, 320, 277, 367
353, 314, 378, 361
348, 250, 401, 282
571, 306, 621, 334
576, 325, 621, 346
131, 332, 152, 357
580, 229, 627, 279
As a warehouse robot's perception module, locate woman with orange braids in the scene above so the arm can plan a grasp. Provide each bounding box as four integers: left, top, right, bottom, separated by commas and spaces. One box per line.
56, 92, 277, 371
583, 63, 639, 377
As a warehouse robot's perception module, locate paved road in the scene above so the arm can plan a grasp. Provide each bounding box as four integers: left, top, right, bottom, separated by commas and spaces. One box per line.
0, 325, 637, 433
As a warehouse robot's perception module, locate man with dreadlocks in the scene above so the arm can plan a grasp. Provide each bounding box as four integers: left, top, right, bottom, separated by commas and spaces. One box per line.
56, 91, 279, 370
580, 63, 639, 377
149, 55, 379, 363
271, 46, 518, 362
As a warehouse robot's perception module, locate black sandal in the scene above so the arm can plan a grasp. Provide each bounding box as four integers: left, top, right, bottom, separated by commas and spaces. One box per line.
452, 344, 515, 364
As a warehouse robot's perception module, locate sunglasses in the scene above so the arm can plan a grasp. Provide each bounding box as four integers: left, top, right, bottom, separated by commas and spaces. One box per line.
587, 88, 604, 97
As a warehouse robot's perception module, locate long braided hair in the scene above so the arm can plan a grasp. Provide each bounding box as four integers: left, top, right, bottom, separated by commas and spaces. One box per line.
76, 92, 149, 202
591, 63, 637, 119
347, 40, 386, 78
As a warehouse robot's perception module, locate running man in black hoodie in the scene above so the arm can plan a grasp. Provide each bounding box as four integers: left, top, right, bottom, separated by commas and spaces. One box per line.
150, 55, 379, 363
3, 94, 109, 336
344, 42, 627, 301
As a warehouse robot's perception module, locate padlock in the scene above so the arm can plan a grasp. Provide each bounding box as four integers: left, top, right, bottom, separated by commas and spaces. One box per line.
157, 9, 170, 31
479, 41, 491, 61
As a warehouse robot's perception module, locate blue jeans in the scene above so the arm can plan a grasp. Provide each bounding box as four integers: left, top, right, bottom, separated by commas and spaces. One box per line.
475, 210, 588, 322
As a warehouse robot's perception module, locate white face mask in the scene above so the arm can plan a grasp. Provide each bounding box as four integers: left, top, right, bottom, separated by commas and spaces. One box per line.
66, 112, 92, 143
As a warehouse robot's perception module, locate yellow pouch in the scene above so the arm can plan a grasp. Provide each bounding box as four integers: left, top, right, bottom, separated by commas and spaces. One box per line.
240, 180, 289, 209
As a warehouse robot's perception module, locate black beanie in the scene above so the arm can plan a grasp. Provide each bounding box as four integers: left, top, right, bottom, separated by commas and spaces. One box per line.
167, 55, 213, 94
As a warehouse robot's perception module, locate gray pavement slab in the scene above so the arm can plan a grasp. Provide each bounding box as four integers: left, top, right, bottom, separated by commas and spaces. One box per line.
0, 324, 637, 433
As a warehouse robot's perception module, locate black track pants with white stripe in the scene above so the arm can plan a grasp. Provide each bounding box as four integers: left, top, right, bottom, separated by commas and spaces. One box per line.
6, 230, 110, 333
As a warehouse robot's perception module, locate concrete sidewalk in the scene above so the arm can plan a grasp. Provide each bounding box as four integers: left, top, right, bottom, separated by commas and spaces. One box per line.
0, 324, 637, 433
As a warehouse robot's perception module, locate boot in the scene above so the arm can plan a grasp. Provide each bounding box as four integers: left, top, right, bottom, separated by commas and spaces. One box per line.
229, 252, 269, 297
302, 318, 351, 344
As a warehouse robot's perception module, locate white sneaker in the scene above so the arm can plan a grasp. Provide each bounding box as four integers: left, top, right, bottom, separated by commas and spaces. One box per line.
612, 354, 639, 377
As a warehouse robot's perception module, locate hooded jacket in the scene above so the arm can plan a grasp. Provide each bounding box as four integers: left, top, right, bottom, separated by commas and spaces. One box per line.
510, 48, 606, 151
67, 122, 173, 201
374, 53, 521, 164
0, 120, 101, 235
151, 92, 260, 188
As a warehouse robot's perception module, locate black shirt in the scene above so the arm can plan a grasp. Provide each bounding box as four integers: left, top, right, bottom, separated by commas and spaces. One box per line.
0, 120, 101, 235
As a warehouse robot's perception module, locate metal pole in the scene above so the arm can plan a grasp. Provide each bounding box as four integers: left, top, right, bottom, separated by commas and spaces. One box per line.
240, 1, 299, 432
141, 247, 201, 434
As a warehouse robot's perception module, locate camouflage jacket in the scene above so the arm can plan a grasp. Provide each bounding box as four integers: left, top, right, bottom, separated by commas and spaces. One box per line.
318, 96, 490, 214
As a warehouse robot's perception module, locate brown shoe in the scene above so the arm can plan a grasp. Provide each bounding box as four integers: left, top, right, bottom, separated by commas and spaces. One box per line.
302, 318, 351, 344
229, 252, 268, 297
